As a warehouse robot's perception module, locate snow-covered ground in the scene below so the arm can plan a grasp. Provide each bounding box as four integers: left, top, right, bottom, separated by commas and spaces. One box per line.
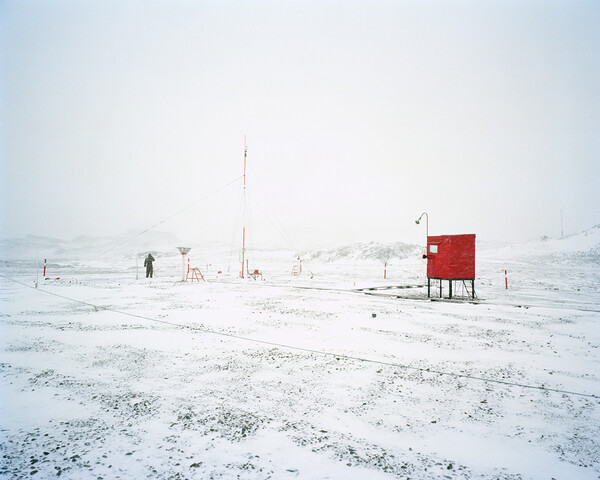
1, 228, 599, 479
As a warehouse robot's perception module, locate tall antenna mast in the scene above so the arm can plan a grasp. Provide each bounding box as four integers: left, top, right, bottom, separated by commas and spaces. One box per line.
241, 136, 247, 278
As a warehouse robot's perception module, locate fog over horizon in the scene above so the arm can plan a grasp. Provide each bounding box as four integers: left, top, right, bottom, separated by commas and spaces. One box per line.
1, 1, 599, 250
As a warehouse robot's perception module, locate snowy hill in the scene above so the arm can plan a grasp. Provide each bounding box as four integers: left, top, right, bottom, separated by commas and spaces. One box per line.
0, 231, 185, 261
3, 226, 599, 266
302, 241, 422, 263
491, 225, 600, 264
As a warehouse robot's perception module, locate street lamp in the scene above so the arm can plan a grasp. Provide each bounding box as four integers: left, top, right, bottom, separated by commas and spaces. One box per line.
415, 213, 429, 284
415, 212, 428, 240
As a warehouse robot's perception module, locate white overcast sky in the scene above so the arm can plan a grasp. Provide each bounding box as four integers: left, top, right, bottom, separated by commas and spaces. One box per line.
1, 0, 599, 249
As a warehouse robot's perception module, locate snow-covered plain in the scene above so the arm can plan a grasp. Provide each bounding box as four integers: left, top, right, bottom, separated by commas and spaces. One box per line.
1, 228, 599, 479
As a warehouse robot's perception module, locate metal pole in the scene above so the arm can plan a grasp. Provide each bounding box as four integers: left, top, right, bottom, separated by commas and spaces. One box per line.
242, 226, 245, 279
416, 212, 429, 239
182, 254, 186, 282
415, 212, 429, 284
241, 136, 247, 279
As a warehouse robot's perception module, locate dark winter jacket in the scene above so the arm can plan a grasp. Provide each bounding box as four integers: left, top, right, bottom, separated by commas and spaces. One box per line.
144, 254, 155, 267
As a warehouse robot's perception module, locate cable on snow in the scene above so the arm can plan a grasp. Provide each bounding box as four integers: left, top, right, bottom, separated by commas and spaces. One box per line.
0, 273, 598, 401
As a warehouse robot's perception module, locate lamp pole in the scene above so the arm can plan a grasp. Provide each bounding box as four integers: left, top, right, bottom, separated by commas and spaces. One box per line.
415, 212, 429, 291
415, 212, 428, 241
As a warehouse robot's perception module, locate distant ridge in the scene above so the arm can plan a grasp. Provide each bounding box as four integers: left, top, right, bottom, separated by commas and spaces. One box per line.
302, 241, 421, 263
0, 231, 184, 260
491, 224, 600, 264
528, 224, 600, 252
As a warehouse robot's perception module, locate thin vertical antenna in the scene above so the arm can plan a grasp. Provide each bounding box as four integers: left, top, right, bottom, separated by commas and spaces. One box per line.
241, 136, 247, 278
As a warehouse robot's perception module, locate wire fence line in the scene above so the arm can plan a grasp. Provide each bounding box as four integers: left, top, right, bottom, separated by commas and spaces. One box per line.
92, 175, 243, 260
0, 273, 598, 400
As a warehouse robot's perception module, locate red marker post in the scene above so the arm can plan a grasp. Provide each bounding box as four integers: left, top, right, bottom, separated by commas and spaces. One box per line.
43, 259, 47, 277
384, 263, 387, 280
505, 270, 508, 289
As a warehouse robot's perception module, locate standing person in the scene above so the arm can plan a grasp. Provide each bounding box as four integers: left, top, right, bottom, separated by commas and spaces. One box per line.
144, 253, 155, 278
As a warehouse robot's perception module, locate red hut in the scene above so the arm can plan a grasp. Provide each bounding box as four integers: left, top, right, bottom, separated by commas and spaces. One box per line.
426, 234, 476, 299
